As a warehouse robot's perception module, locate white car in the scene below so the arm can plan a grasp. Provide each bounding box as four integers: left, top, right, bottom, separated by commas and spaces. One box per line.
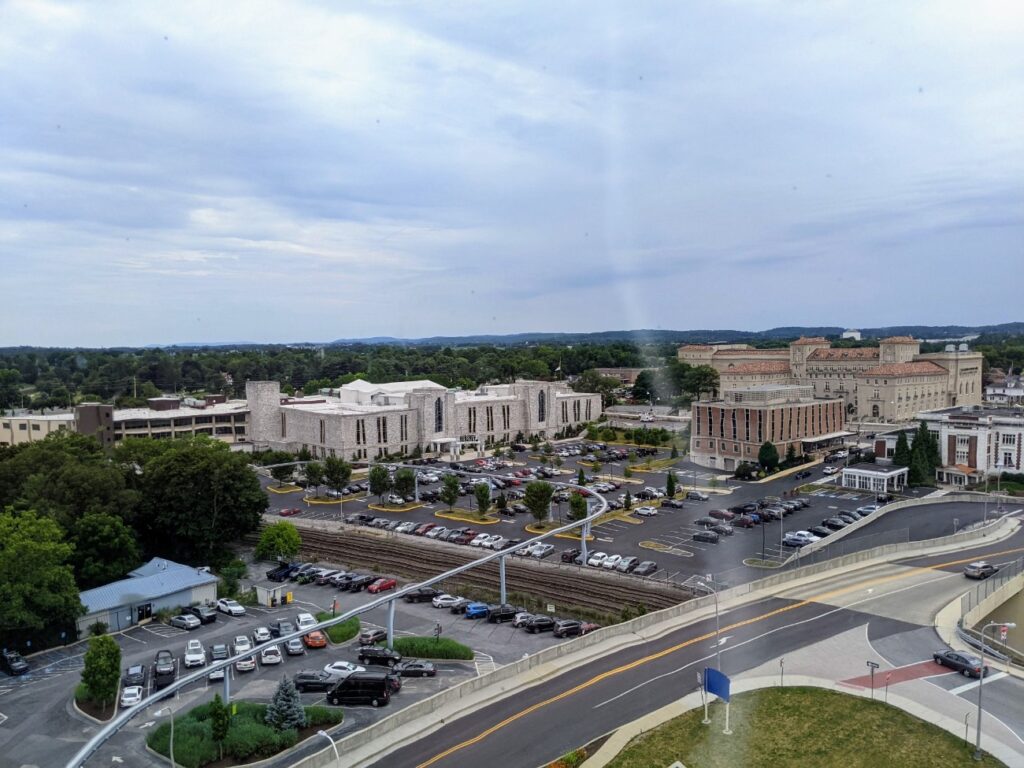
386, 494, 406, 505
602, 554, 623, 570
324, 660, 366, 678
426, 526, 448, 539
295, 612, 317, 632
183, 639, 206, 668
783, 531, 821, 547
856, 504, 881, 514
644, 487, 665, 498
822, 466, 839, 475
469, 533, 492, 547
634, 506, 658, 517
260, 645, 283, 665
432, 593, 462, 609
396, 521, 417, 534
235, 655, 256, 672
119, 685, 143, 708
216, 598, 246, 616
252, 626, 272, 643
232, 635, 252, 655
587, 552, 608, 567
833, 450, 849, 459
486, 535, 506, 550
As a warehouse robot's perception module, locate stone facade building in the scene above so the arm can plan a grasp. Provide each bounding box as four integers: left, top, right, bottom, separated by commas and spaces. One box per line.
689, 384, 846, 470
247, 379, 601, 460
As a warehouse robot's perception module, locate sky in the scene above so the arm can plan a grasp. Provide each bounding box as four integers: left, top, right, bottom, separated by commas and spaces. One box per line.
1, 0, 1023, 347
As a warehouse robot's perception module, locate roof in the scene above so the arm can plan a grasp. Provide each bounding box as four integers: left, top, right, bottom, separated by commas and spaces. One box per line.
128, 558, 184, 578
949, 464, 984, 475
678, 344, 712, 351
857, 361, 947, 378
114, 400, 248, 421
842, 463, 908, 475
721, 361, 792, 375
800, 430, 855, 443
713, 348, 789, 357
792, 337, 830, 345
807, 348, 879, 361
880, 336, 918, 343
80, 559, 217, 614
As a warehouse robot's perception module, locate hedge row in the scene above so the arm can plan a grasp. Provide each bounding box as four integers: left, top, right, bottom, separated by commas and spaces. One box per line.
389, 636, 473, 660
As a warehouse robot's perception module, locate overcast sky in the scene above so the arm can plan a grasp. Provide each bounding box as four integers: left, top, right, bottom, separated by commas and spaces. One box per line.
2, 1, 1022, 346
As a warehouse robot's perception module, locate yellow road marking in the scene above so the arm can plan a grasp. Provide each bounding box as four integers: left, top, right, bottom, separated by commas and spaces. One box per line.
415, 543, 1024, 767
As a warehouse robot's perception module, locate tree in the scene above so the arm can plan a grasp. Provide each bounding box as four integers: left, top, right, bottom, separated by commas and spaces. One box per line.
683, 365, 719, 400
893, 431, 912, 468
270, 462, 295, 487
568, 492, 587, 522
495, 492, 508, 512
368, 464, 391, 502
265, 676, 306, 731
254, 521, 302, 561
210, 693, 231, 759
71, 512, 141, 589
592, 460, 602, 476
474, 483, 491, 520
666, 471, 677, 498
542, 442, 554, 455
908, 452, 930, 486
734, 462, 756, 481
135, 439, 266, 564
573, 370, 621, 408
524, 480, 554, 525
323, 456, 352, 497
393, 468, 415, 499
440, 474, 460, 512
670, 443, 679, 459
303, 461, 324, 498
631, 370, 655, 402
553, 456, 564, 471
758, 441, 780, 472
577, 468, 586, 486
81, 635, 121, 711
785, 443, 797, 466
0, 510, 83, 649
623, 489, 632, 509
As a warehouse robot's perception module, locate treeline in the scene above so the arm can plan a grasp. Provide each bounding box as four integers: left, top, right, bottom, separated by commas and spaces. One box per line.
0, 342, 646, 409
0, 433, 266, 649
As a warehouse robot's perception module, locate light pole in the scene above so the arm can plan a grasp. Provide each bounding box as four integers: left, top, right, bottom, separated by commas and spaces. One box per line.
975, 621, 1016, 761
155, 706, 175, 767
697, 578, 721, 671
317, 729, 341, 766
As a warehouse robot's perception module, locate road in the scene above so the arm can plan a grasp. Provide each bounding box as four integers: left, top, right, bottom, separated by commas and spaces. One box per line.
372, 529, 1024, 768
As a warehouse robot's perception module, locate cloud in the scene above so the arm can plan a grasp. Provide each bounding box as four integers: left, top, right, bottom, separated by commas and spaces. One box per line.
1, 0, 1022, 345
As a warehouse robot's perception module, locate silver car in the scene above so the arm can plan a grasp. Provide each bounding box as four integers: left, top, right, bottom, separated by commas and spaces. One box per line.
169, 614, 200, 631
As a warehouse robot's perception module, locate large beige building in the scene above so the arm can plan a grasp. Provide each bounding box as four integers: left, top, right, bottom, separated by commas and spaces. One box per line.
248, 378, 601, 460
678, 336, 982, 422
689, 384, 846, 470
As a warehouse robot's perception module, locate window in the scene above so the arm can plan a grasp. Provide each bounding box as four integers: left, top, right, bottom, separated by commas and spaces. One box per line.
400, 414, 408, 441
280, 413, 287, 438
585, 400, 591, 420
561, 401, 568, 422
955, 448, 969, 464
356, 419, 366, 445
573, 400, 581, 421
486, 406, 494, 431
31, 423, 40, 431
319, 419, 325, 444
434, 398, 444, 433
502, 404, 510, 429
1001, 433, 1016, 446
538, 390, 546, 422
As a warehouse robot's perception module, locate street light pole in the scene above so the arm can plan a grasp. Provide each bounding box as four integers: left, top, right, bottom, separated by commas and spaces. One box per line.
697, 579, 721, 671
975, 621, 1016, 760
155, 707, 175, 767
317, 730, 341, 766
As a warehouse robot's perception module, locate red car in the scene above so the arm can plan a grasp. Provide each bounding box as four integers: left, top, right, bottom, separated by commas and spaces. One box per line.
414, 523, 436, 536
279, 508, 302, 517
368, 577, 398, 594
454, 529, 478, 545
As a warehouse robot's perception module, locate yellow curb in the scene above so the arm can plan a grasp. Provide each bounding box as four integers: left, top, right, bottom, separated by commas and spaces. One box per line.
303, 496, 341, 505
268, 484, 302, 494
744, 458, 823, 484
553, 530, 595, 542
743, 557, 783, 568
433, 510, 501, 525
524, 523, 561, 535
606, 514, 644, 525
639, 540, 671, 551
367, 502, 426, 513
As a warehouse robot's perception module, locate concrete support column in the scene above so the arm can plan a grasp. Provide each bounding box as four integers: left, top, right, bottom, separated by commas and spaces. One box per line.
499, 555, 507, 605
581, 521, 590, 564
386, 600, 395, 650
223, 668, 230, 704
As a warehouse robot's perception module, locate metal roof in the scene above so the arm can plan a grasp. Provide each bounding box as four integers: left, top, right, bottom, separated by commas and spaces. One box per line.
80, 559, 217, 615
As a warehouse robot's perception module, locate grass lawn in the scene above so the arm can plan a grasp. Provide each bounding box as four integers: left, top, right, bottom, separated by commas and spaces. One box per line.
315, 613, 360, 644
606, 687, 1007, 768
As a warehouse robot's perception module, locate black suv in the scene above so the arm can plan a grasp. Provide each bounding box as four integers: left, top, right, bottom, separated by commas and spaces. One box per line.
210, 644, 229, 661
346, 574, 377, 592
293, 670, 336, 692
561, 548, 581, 563
404, 587, 441, 603
1, 650, 28, 676
487, 604, 518, 623
553, 620, 583, 638
187, 604, 218, 624
266, 563, 292, 582
525, 615, 556, 634
358, 646, 402, 667
123, 664, 147, 686
269, 620, 296, 638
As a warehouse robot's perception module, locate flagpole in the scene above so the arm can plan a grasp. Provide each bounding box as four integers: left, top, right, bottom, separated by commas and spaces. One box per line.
723, 702, 732, 735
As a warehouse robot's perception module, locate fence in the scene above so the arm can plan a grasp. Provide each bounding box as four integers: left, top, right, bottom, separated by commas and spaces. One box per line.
956, 557, 1024, 664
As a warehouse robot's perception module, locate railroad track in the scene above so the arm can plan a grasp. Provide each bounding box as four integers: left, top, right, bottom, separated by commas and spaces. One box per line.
251, 520, 692, 614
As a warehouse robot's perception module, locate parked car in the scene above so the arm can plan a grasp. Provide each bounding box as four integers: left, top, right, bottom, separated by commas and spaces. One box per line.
359, 628, 388, 645
119, 685, 144, 708
602, 554, 623, 570
693, 530, 720, 544
405, 587, 441, 603
782, 531, 820, 547
694, 517, 718, 528
808, 525, 833, 538
210, 644, 229, 662
633, 561, 658, 577
465, 602, 490, 619
711, 523, 734, 536
616, 556, 640, 573
269, 620, 296, 638
512, 612, 534, 628
326, 671, 392, 707
856, 504, 881, 515
634, 506, 658, 517
347, 574, 377, 592
232, 636, 252, 656
393, 660, 437, 677
303, 630, 328, 649
732, 515, 756, 528
525, 615, 556, 633
186, 604, 218, 624
357, 646, 402, 667
169, 614, 200, 631
324, 660, 367, 678
183, 639, 206, 668
368, 577, 398, 594
933, 650, 989, 678
531, 543, 556, 559
561, 548, 581, 563
794, 470, 813, 479
253, 626, 272, 643
216, 598, 246, 616
822, 517, 848, 530
487, 604, 518, 623
294, 670, 336, 692
449, 598, 473, 614
822, 466, 839, 475
587, 552, 608, 567
278, 507, 302, 517
661, 498, 685, 509
260, 645, 283, 665
708, 509, 734, 521
123, 664, 147, 687
964, 561, 999, 580
686, 490, 710, 501
285, 638, 306, 656
553, 619, 583, 638
432, 593, 463, 609
153, 649, 175, 676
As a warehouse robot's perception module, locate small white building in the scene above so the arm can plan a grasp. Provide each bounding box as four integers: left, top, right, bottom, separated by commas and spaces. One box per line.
841, 462, 908, 494
841, 330, 862, 341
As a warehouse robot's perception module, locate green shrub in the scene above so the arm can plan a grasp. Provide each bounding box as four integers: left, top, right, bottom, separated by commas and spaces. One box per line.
305, 705, 345, 727
275, 727, 298, 751
147, 720, 217, 768
389, 636, 473, 660
316, 613, 360, 644
75, 682, 92, 703
88, 621, 108, 636
223, 718, 280, 760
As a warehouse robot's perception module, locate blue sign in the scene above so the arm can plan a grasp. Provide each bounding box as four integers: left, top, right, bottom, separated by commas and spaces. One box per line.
704, 667, 731, 703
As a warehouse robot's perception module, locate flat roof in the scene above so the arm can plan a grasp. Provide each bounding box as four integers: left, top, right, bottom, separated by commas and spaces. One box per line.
801, 431, 854, 443
114, 400, 248, 421
842, 463, 907, 475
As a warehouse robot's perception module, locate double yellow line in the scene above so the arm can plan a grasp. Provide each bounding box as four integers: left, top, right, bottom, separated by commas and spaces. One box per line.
416, 544, 1024, 767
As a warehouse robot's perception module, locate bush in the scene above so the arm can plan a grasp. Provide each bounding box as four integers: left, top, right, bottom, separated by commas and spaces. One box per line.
75, 682, 92, 703
223, 718, 281, 760
389, 636, 473, 660
316, 613, 360, 644
88, 621, 108, 637
147, 720, 218, 768
304, 705, 344, 728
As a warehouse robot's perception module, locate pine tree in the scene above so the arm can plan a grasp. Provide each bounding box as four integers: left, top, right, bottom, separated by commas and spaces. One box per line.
210, 694, 231, 758
666, 472, 677, 498
893, 431, 912, 468
623, 490, 632, 509
266, 677, 306, 731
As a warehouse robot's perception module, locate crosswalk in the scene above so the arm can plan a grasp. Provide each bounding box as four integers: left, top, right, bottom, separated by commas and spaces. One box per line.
474, 651, 497, 676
